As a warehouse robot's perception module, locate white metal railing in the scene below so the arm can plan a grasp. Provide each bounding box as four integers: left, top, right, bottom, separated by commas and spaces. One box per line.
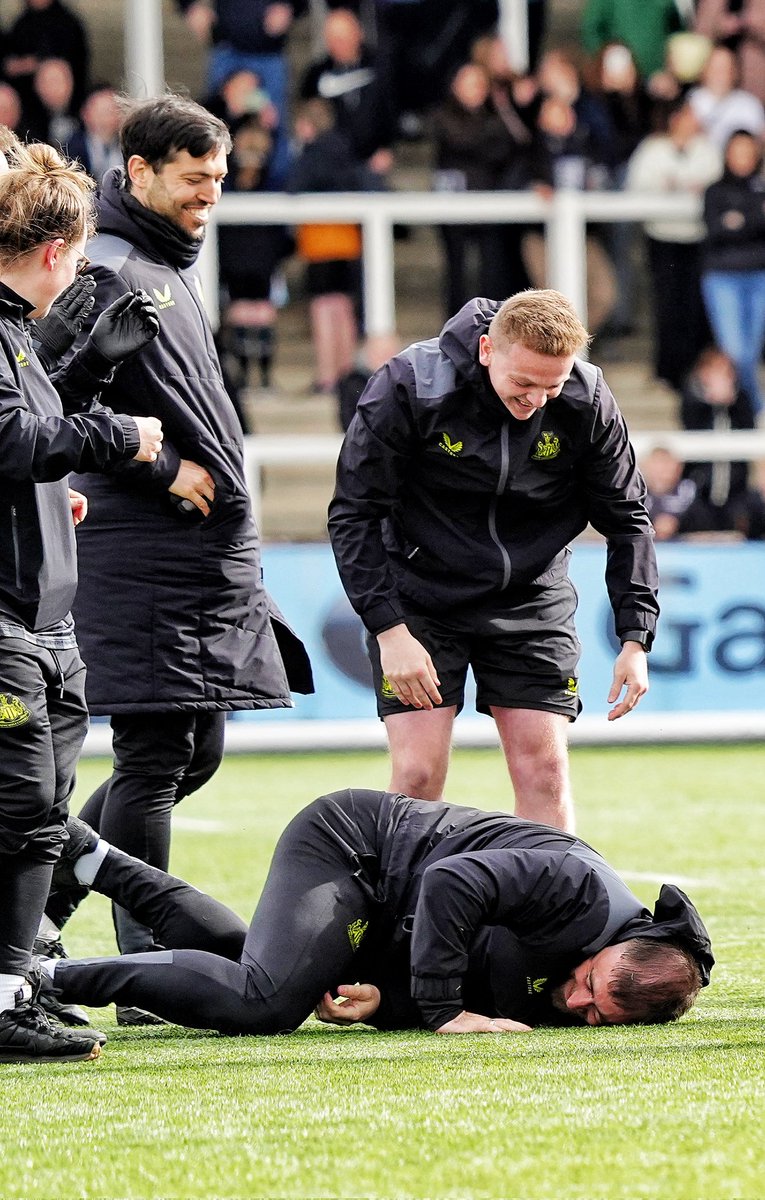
243, 431, 765, 527
200, 189, 702, 332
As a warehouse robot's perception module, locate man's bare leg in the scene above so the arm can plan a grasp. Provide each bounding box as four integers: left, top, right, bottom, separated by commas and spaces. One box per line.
384, 706, 457, 801
492, 707, 574, 832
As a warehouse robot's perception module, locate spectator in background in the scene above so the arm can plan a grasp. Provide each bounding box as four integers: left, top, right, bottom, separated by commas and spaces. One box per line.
580, 0, 688, 84
287, 97, 384, 396
687, 43, 765, 148
0, 83, 23, 138
522, 52, 618, 336
430, 62, 518, 319
373, 0, 499, 138
626, 100, 721, 389
299, 8, 396, 177
2, 0, 89, 111
470, 33, 537, 296
701, 129, 765, 419
177, 0, 307, 188
586, 40, 656, 338
67, 85, 123, 186
695, 0, 765, 106
22, 57, 79, 148
679, 346, 758, 533
207, 69, 293, 418
640, 446, 699, 541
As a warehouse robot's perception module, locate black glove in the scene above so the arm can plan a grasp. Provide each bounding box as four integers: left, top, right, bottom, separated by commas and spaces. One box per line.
88, 288, 161, 365
33, 275, 96, 369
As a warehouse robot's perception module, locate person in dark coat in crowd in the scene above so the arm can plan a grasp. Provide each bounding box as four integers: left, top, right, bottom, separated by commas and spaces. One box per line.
2, 0, 90, 111
45, 96, 312, 993
0, 134, 163, 1064
328, 291, 658, 834
40, 791, 713, 1039
299, 8, 396, 174
679, 346, 759, 533
700, 128, 765, 418
430, 63, 519, 319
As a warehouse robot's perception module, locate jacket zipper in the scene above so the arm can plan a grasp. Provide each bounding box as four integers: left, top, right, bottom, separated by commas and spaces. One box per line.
487, 421, 512, 589
10, 505, 22, 590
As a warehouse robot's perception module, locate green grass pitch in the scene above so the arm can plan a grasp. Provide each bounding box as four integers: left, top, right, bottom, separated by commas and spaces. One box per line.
2, 744, 763, 1200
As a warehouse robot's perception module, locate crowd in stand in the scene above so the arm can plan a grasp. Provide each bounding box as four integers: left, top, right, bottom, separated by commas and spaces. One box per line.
3, 0, 765, 540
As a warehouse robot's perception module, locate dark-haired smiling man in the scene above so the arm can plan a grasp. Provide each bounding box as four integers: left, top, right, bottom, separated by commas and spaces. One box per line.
46, 94, 312, 983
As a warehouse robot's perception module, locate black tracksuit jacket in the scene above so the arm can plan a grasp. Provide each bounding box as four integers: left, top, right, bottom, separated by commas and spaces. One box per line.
0, 285, 139, 631
329, 298, 659, 643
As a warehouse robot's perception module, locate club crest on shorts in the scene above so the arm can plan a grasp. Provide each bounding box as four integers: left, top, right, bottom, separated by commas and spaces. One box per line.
347, 918, 368, 951
0, 692, 31, 727
531, 431, 561, 461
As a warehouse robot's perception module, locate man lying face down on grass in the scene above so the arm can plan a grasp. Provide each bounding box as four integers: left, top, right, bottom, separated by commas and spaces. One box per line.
40, 789, 713, 1037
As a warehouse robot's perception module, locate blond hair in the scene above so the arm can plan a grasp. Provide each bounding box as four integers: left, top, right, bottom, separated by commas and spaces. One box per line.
0, 139, 95, 267
489, 289, 591, 357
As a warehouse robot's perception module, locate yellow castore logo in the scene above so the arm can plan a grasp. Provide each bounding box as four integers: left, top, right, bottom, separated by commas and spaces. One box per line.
439, 432, 463, 457
16, 348, 29, 367
152, 284, 175, 309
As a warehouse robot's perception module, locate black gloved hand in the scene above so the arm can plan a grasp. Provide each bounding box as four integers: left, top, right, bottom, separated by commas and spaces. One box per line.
88, 288, 161, 365
33, 275, 96, 367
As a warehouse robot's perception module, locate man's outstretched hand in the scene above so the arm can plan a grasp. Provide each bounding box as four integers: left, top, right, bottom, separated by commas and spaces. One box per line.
89, 289, 160, 365
436, 1011, 532, 1034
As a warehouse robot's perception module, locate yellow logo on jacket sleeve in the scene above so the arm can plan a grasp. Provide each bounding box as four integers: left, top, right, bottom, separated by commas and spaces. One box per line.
0, 693, 31, 726
16, 348, 30, 367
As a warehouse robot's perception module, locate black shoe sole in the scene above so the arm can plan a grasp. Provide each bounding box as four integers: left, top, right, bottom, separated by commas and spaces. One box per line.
0, 1041, 101, 1063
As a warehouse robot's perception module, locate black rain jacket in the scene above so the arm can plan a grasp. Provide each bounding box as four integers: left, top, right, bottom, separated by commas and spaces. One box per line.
329, 298, 659, 642
0, 285, 139, 631
344, 794, 713, 1030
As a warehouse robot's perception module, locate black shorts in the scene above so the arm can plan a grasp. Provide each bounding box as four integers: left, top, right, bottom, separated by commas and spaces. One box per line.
367, 578, 583, 721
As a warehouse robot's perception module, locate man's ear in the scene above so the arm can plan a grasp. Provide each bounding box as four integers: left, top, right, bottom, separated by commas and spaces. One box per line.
478, 334, 492, 367
127, 154, 152, 192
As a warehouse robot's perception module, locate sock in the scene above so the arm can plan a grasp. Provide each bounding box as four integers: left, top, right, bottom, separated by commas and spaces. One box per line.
73, 839, 111, 886
39, 959, 57, 981
0, 973, 26, 1014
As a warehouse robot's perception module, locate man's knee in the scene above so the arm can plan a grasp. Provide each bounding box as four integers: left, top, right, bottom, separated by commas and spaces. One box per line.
0, 794, 63, 857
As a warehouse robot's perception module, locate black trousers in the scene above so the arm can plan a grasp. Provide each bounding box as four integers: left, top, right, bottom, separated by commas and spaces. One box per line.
73, 711, 226, 952
646, 237, 711, 389
54, 789, 390, 1033
0, 639, 87, 975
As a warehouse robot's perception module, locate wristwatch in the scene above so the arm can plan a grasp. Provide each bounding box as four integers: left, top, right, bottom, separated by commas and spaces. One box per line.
620, 630, 652, 653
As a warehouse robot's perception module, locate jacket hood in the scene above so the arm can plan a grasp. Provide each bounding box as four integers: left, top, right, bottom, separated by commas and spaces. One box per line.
636, 884, 714, 985
96, 168, 202, 269
438, 297, 501, 386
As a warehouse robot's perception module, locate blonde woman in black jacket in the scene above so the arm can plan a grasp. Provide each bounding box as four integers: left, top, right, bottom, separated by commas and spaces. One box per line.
0, 135, 162, 1064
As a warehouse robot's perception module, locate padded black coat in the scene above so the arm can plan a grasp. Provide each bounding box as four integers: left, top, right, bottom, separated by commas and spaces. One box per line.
68, 170, 312, 713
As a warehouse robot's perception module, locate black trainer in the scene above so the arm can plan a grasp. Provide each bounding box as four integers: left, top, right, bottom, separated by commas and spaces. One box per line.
44, 816, 99, 932
27, 962, 107, 1043
52, 816, 100, 892
116, 1005, 168, 1027
0, 989, 102, 1064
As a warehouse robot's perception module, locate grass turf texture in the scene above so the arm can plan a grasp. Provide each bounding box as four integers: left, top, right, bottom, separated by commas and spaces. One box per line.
2, 744, 764, 1200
